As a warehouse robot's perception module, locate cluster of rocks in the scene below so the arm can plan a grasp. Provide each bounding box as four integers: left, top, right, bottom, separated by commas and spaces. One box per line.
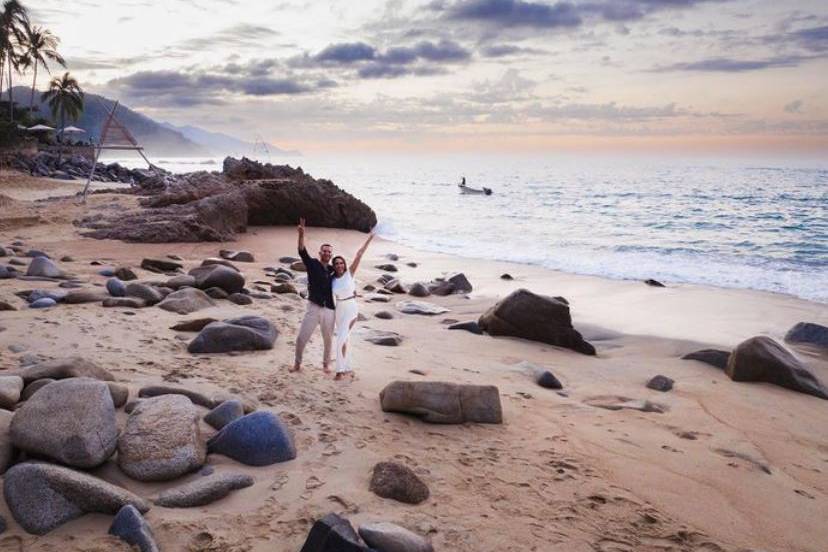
682, 324, 828, 400
77, 156, 377, 243
12, 151, 160, 184
0, 356, 295, 544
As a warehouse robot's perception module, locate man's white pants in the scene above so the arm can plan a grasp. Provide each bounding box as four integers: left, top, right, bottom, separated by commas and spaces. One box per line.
294, 302, 335, 367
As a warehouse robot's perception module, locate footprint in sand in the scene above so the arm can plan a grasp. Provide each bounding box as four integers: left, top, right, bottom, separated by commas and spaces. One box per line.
713, 448, 772, 474
584, 395, 668, 413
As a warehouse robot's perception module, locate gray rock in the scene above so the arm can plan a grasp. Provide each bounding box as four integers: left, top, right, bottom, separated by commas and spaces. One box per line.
380, 381, 502, 424
0, 299, 16, 311
279, 256, 299, 264
204, 399, 245, 430
108, 382, 129, 408
367, 293, 391, 303
447, 321, 482, 335
365, 330, 403, 346
300, 513, 370, 552
726, 336, 828, 399
188, 316, 278, 354
10, 378, 118, 468
114, 267, 138, 281
220, 249, 255, 263
207, 411, 296, 466
103, 297, 147, 308
25, 249, 50, 259
500, 273, 513, 280
125, 283, 164, 305
109, 505, 159, 552
157, 287, 216, 315
646, 375, 674, 392
478, 289, 595, 356
536, 371, 563, 390
118, 394, 206, 481
358, 522, 434, 552
30, 297, 57, 309
11, 356, 114, 384
165, 274, 196, 289
375, 310, 394, 320
369, 461, 429, 504
205, 286, 230, 299
644, 278, 666, 287
396, 300, 449, 315
106, 277, 127, 297
63, 289, 110, 304
375, 264, 398, 272
271, 282, 298, 294
229, 292, 253, 305
0, 409, 14, 475
138, 385, 216, 409
408, 282, 430, 297
153, 473, 254, 507
140, 258, 183, 273
20, 378, 56, 400
0, 375, 23, 410
681, 349, 730, 370
190, 264, 245, 294
4, 462, 150, 535
170, 318, 218, 332
785, 322, 828, 348
26, 257, 64, 278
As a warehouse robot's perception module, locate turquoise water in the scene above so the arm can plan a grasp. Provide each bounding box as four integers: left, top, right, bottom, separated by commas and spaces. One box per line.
110, 154, 828, 303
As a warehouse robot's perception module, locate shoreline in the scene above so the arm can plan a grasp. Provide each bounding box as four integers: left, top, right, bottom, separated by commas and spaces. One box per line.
2, 177, 828, 551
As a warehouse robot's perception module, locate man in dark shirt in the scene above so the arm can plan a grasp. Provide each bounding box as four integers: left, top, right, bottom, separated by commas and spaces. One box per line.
292, 217, 335, 373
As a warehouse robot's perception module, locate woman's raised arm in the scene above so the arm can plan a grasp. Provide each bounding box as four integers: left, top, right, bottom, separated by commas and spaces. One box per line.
349, 233, 375, 276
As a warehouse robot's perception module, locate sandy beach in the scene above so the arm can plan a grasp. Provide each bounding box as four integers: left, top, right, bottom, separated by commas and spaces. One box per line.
1, 176, 827, 552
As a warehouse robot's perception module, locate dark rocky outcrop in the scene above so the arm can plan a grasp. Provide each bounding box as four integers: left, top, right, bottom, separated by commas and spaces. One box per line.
726, 336, 828, 399
369, 461, 430, 504
478, 289, 595, 355
785, 322, 828, 349
380, 381, 503, 424
4, 462, 150, 535
79, 157, 376, 243
300, 513, 371, 552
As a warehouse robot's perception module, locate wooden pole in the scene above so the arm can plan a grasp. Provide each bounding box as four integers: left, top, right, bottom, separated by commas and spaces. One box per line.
80, 101, 120, 202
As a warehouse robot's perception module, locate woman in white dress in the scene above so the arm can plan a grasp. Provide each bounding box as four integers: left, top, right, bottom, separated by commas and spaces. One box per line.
331, 233, 374, 380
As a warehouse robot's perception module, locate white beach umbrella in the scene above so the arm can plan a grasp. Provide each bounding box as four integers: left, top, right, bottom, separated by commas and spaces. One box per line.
27, 124, 55, 131
59, 126, 86, 134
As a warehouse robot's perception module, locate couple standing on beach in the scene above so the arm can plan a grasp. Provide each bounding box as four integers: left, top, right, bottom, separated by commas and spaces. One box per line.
291, 218, 374, 380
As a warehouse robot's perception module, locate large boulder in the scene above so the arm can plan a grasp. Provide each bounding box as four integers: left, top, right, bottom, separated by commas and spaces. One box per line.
785, 322, 828, 348
189, 264, 245, 294
358, 522, 434, 552
204, 399, 245, 429
300, 513, 371, 552
138, 384, 216, 409
726, 336, 828, 399
140, 258, 183, 273
4, 462, 150, 535
207, 411, 296, 466
109, 505, 159, 552
478, 289, 595, 355
11, 356, 114, 384
118, 394, 206, 481
25, 256, 64, 278
125, 282, 164, 305
11, 378, 118, 468
369, 461, 430, 504
379, 381, 503, 424
157, 287, 216, 314
152, 473, 254, 508
188, 316, 278, 353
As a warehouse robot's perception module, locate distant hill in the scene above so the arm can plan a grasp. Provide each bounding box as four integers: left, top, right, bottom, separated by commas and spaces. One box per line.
8, 86, 207, 157
160, 122, 298, 157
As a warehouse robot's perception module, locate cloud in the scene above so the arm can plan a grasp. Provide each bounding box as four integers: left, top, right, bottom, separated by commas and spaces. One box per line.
651, 56, 809, 72
314, 42, 377, 64
784, 99, 804, 114
480, 44, 545, 57
792, 25, 828, 52
443, 0, 582, 29
176, 23, 279, 52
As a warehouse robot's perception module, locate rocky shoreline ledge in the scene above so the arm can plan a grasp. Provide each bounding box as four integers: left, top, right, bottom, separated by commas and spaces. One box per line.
11, 151, 160, 184
76, 156, 377, 242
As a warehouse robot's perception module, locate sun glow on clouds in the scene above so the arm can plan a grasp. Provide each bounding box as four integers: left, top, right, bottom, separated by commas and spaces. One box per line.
21, 0, 828, 155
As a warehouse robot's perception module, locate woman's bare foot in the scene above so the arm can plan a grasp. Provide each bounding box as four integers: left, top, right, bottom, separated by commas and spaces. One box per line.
334, 371, 355, 381
289, 363, 301, 373
322, 364, 332, 374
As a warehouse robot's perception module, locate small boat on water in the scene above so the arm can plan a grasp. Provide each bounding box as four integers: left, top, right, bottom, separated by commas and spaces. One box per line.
458, 177, 492, 196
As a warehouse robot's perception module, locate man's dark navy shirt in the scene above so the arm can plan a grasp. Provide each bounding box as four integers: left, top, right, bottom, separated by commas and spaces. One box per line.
298, 246, 335, 309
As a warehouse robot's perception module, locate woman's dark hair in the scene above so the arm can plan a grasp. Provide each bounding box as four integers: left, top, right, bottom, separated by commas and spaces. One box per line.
331, 255, 348, 275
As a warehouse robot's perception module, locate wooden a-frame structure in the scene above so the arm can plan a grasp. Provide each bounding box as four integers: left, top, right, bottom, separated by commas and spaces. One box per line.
80, 100, 157, 201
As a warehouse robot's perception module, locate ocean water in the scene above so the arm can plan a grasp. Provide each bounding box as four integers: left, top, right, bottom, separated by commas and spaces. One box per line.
105, 153, 828, 303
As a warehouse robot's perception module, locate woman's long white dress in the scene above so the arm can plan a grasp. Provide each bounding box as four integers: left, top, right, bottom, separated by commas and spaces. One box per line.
331, 271, 358, 374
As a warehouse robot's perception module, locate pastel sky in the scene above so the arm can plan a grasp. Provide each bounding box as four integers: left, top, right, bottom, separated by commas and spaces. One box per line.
23, 0, 828, 154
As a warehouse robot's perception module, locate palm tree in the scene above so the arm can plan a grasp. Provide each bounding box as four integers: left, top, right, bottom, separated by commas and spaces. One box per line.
22, 24, 64, 113
0, 0, 29, 121
42, 71, 83, 134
